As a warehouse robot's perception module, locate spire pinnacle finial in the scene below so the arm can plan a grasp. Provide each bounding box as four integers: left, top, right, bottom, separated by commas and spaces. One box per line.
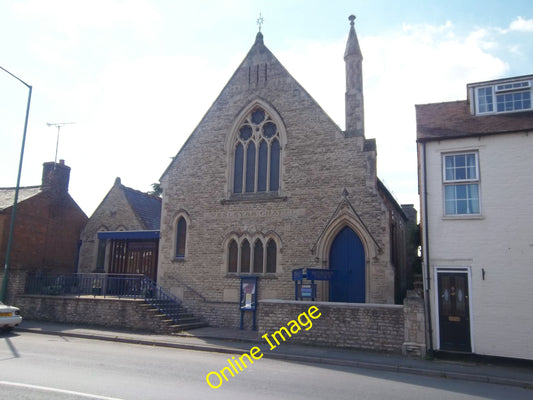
257, 13, 264, 32
349, 14, 356, 26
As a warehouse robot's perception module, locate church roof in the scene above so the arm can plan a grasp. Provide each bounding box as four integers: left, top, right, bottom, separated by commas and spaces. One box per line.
121, 183, 162, 230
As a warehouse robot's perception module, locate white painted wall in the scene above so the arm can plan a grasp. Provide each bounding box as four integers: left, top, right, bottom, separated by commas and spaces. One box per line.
421, 131, 533, 360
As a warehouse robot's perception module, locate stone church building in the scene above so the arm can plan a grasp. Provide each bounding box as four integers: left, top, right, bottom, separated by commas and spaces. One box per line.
158, 17, 415, 327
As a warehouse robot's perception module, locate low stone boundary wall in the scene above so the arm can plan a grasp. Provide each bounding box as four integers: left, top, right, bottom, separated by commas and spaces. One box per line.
15, 295, 170, 333
258, 299, 421, 354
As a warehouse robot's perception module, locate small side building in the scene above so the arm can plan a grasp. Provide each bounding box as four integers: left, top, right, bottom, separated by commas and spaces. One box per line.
0, 160, 88, 303
417, 74, 533, 360
78, 177, 162, 281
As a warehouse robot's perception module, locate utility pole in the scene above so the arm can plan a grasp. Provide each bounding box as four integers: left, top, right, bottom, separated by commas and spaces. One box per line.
0, 65, 32, 303
46, 122, 75, 165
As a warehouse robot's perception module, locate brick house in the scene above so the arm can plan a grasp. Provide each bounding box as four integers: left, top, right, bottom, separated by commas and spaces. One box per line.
417, 74, 533, 360
0, 160, 88, 303
157, 17, 416, 328
78, 177, 161, 281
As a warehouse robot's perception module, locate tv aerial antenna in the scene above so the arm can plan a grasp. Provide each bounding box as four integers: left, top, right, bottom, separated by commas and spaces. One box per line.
46, 122, 75, 165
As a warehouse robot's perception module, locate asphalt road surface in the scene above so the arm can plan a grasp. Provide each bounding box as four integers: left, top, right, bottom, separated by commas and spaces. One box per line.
1, 330, 531, 400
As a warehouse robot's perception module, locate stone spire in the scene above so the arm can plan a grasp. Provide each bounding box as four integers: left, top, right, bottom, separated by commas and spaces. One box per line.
344, 15, 364, 137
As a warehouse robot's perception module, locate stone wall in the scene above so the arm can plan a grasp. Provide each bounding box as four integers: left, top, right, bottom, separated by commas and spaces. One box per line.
15, 295, 173, 333
258, 300, 405, 353
14, 293, 426, 356
403, 291, 426, 356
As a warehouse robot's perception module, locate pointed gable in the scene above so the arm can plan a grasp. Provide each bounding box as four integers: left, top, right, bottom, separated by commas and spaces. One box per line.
162, 30, 346, 183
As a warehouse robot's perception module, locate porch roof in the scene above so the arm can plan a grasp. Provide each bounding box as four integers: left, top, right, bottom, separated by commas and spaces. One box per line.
97, 230, 160, 240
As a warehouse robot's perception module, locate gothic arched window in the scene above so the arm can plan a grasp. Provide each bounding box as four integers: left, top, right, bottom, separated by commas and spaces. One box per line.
233, 107, 280, 194
241, 239, 251, 273
226, 235, 278, 274
266, 239, 277, 273
175, 217, 187, 258
228, 240, 238, 273
253, 239, 264, 273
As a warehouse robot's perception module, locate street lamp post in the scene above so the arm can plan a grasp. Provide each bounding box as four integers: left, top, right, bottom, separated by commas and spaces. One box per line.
0, 66, 32, 303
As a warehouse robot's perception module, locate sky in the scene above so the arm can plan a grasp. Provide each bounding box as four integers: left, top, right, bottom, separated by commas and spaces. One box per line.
1, 0, 532, 216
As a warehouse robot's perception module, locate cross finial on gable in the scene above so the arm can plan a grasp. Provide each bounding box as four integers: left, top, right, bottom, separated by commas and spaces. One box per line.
349, 14, 356, 26
257, 12, 264, 32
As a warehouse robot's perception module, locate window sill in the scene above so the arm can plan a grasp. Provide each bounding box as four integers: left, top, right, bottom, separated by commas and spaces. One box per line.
172, 257, 186, 263
221, 193, 287, 205
442, 214, 485, 221
225, 273, 278, 279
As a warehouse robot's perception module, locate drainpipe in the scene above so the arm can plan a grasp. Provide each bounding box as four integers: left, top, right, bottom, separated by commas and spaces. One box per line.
421, 141, 434, 355
75, 239, 82, 274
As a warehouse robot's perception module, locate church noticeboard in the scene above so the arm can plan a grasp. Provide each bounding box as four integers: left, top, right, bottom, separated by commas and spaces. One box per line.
240, 276, 257, 311
239, 276, 258, 330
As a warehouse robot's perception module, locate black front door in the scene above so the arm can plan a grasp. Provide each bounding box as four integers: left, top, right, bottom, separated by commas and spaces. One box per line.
437, 271, 471, 352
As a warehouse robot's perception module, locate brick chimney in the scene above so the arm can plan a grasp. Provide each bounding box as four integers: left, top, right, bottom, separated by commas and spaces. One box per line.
42, 159, 71, 194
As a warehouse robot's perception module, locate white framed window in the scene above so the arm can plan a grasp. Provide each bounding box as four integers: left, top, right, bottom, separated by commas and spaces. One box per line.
443, 152, 480, 215
475, 80, 532, 115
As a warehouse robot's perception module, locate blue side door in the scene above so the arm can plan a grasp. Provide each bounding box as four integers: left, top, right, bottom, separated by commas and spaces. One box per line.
329, 226, 365, 303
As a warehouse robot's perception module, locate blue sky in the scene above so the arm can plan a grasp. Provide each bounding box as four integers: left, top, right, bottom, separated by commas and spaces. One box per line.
1, 0, 532, 215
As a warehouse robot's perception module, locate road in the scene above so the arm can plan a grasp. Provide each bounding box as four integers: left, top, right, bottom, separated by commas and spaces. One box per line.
1, 331, 531, 400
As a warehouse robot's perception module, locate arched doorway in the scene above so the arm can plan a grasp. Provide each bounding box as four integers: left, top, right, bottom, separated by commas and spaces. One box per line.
329, 226, 365, 303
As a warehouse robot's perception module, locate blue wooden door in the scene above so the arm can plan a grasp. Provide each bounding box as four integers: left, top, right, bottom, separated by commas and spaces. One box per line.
329, 226, 365, 303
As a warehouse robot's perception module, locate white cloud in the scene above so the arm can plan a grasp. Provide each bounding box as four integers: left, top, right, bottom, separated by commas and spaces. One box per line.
275, 20, 509, 206
13, 0, 161, 32
509, 16, 533, 32
50, 53, 236, 214
13, 0, 161, 64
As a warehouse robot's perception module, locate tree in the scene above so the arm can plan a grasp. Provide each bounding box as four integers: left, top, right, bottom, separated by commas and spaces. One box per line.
148, 182, 162, 197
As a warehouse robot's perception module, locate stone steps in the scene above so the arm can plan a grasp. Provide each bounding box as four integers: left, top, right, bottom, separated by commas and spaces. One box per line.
139, 302, 207, 333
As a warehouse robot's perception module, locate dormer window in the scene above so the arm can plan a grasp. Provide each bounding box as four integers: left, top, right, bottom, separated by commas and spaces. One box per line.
473, 79, 532, 115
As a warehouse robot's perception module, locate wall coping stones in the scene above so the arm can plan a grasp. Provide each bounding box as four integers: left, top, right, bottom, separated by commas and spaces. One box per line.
259, 299, 403, 310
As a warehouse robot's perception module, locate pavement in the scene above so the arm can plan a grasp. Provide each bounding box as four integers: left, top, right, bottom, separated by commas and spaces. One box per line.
15, 320, 533, 390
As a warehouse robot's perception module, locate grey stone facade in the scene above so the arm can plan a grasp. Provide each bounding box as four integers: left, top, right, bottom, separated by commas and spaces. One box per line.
157, 19, 412, 327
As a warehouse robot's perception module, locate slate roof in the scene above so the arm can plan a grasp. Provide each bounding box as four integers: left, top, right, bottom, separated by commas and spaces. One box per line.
0, 186, 42, 212
121, 185, 162, 230
416, 100, 533, 142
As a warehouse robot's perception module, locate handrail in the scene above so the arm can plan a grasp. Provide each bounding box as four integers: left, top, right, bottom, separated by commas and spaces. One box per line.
24, 273, 182, 323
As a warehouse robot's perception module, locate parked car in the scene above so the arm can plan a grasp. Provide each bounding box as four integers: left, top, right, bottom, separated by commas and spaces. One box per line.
0, 301, 22, 331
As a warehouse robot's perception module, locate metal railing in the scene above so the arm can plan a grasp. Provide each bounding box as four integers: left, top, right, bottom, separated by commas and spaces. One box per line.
24, 273, 182, 323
